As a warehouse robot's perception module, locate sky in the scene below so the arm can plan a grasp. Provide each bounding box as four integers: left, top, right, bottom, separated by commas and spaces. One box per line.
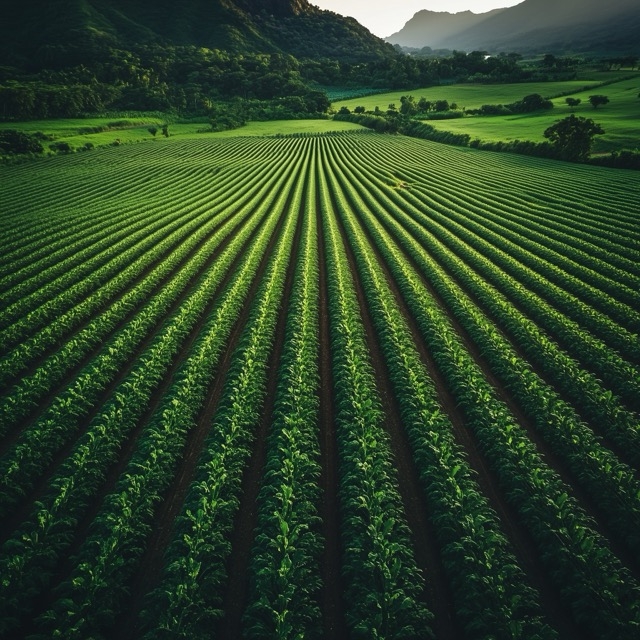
312, 1, 524, 38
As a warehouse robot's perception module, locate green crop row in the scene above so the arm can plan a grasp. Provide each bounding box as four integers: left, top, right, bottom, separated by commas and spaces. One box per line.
30, 155, 300, 640
318, 149, 432, 639
353, 133, 640, 267
343, 164, 640, 637
243, 149, 323, 639
0, 153, 297, 520
0, 131, 638, 638
324, 141, 557, 639
0, 160, 302, 634
333, 153, 640, 447
0, 156, 251, 304
379, 199, 640, 553
139, 147, 306, 640
0, 148, 290, 425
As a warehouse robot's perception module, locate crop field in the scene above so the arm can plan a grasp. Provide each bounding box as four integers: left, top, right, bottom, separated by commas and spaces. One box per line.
1, 130, 639, 639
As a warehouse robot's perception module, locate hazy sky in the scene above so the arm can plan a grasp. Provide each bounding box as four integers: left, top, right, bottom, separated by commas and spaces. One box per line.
312, 1, 524, 38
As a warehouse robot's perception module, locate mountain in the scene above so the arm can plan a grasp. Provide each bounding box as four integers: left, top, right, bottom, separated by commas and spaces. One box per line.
0, 0, 395, 69
386, 9, 504, 50
387, 0, 640, 54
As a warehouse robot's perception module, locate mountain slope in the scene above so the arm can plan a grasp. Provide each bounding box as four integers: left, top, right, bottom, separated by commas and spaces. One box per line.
388, 0, 640, 54
1, 0, 395, 69
386, 9, 504, 49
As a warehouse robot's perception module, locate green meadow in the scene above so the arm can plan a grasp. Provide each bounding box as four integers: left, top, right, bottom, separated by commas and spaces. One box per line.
0, 118, 364, 152
334, 74, 640, 153
428, 76, 640, 153
332, 77, 622, 112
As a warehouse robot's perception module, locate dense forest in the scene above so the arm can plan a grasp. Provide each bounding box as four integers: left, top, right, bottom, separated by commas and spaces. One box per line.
0, 42, 563, 121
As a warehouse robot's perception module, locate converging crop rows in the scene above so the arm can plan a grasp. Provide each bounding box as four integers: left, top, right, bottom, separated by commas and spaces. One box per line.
1, 131, 639, 639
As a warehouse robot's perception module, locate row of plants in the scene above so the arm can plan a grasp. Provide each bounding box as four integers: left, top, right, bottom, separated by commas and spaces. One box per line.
1, 201, 159, 300
26, 155, 303, 640
318, 154, 432, 639
242, 155, 324, 639
0, 151, 301, 635
0, 143, 286, 342
0, 153, 222, 297
0, 205, 224, 348
0, 202, 198, 333
324, 147, 557, 638
335, 160, 640, 637
0, 153, 183, 273
0, 141, 262, 287
356, 133, 640, 262
404, 176, 639, 311
334, 150, 640, 432
374, 192, 640, 551
139, 152, 306, 639
330, 141, 640, 550
0, 154, 302, 519
0, 152, 285, 413
386, 173, 640, 361
354, 137, 640, 335
0, 135, 272, 277
430, 179, 640, 293
0, 199, 246, 432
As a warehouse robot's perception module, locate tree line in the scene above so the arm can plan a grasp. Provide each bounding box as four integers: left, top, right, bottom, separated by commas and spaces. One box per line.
0, 43, 542, 121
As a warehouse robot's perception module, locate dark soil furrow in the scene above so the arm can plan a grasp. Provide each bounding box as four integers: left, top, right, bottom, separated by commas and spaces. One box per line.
331, 192, 462, 640
0, 208, 264, 542
213, 185, 304, 640
336, 174, 581, 638
316, 166, 349, 640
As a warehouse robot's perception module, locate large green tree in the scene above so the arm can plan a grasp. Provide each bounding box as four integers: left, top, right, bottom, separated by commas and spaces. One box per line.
543, 114, 604, 161
588, 94, 610, 108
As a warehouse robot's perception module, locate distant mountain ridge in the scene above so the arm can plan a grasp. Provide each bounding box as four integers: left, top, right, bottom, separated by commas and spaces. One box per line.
0, 0, 395, 69
387, 0, 640, 54
386, 9, 504, 50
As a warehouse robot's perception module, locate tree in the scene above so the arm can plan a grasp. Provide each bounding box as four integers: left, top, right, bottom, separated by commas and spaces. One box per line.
148, 126, 158, 136
565, 97, 581, 110
0, 129, 43, 155
588, 95, 609, 109
542, 53, 557, 68
509, 93, 553, 113
543, 114, 604, 161
417, 97, 431, 113
399, 95, 417, 116
161, 124, 169, 137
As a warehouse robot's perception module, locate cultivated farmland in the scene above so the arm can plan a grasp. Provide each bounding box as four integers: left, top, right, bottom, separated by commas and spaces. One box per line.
1, 130, 639, 639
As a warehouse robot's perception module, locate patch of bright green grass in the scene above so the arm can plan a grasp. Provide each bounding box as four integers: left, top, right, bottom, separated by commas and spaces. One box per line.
426, 76, 640, 154
332, 74, 634, 113
207, 119, 365, 137
333, 81, 599, 112
0, 117, 366, 154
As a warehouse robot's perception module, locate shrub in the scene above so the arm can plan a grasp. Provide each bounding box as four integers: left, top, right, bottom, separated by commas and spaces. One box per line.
0, 129, 44, 155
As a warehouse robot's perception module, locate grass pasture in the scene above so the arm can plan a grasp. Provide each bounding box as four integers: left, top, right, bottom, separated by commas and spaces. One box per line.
0, 117, 365, 153
428, 75, 640, 153
1, 130, 639, 639
334, 74, 640, 153
332, 77, 625, 112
